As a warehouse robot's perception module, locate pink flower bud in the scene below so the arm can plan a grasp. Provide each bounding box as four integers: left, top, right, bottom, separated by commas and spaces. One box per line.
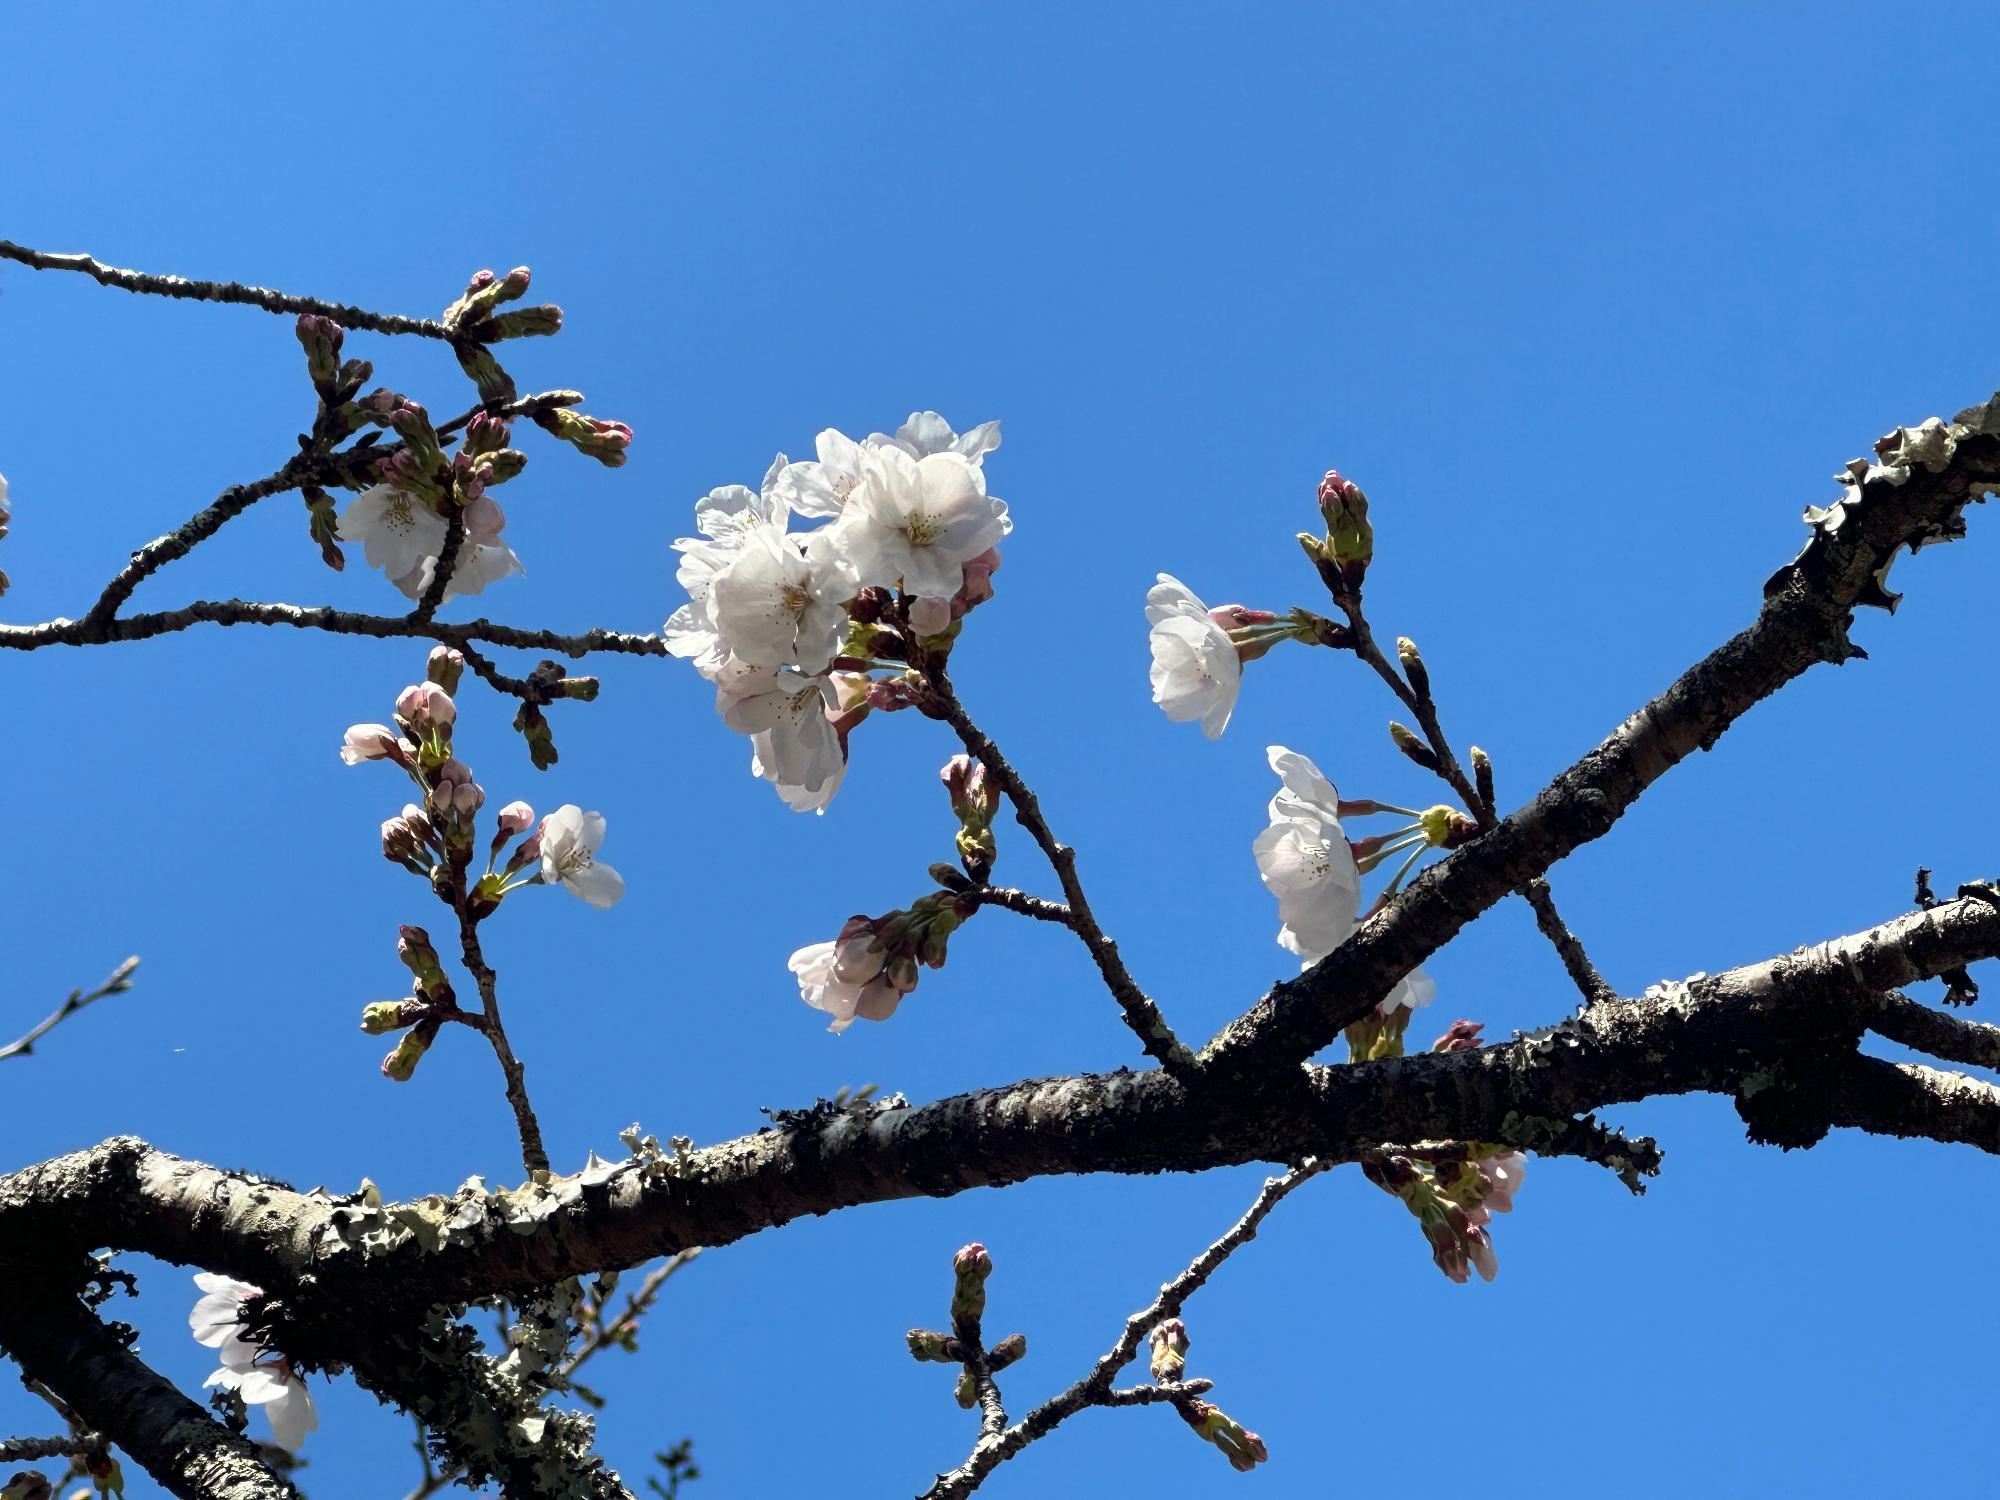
907, 595, 953, 636
495, 800, 535, 839
1431, 1019, 1484, 1053
426, 646, 465, 693
1318, 468, 1360, 506
435, 757, 473, 787
463, 494, 507, 543
953, 1242, 992, 1278
396, 682, 456, 728
1207, 604, 1277, 630
341, 723, 409, 766
953, 548, 1001, 614
451, 781, 485, 817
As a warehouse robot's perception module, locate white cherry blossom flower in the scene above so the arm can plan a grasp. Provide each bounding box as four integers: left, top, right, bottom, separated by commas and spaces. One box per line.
867, 412, 1001, 465
339, 484, 447, 581
790, 921, 915, 1032
827, 446, 1010, 597
189, 1273, 318, 1450
667, 458, 792, 677
709, 524, 854, 674
775, 428, 868, 519
1381, 965, 1436, 1015
1473, 1150, 1527, 1220
537, 805, 624, 908
204, 1362, 319, 1451
1146, 574, 1240, 739
1255, 747, 1363, 960
391, 494, 524, 603
720, 667, 845, 796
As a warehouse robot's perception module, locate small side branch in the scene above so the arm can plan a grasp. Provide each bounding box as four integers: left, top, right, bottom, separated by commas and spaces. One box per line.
1865, 991, 2000, 1070
924, 668, 1198, 1081
0, 958, 140, 1063
963, 887, 1075, 927
0, 239, 452, 339
921, 1160, 1328, 1499
1523, 878, 1618, 1007
455, 915, 549, 1176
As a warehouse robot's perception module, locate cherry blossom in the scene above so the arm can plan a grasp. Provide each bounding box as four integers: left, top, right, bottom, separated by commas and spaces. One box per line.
867, 411, 1002, 465
188, 1273, 318, 1450
665, 458, 792, 677
774, 428, 868, 520
789, 918, 916, 1032
339, 486, 522, 602
827, 446, 1010, 598
340, 723, 410, 766
1146, 574, 1241, 739
708, 524, 854, 674
537, 805, 624, 908
389, 494, 524, 603
718, 666, 845, 797
1254, 746, 1362, 961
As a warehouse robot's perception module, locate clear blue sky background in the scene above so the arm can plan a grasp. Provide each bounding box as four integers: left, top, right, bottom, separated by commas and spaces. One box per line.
4, 5, 1997, 1496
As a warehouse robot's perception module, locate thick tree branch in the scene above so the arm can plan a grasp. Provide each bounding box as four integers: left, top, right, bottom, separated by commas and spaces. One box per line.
0, 1285, 298, 1500
3, 892, 1991, 1336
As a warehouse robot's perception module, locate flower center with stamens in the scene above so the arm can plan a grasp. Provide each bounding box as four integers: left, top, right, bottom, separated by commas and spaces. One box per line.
781, 582, 811, 615
904, 511, 940, 546
384, 494, 416, 534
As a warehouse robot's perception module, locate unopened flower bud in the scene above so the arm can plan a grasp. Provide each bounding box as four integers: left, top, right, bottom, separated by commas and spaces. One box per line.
941, 755, 999, 826
848, 585, 892, 625
1470, 744, 1495, 813
295, 314, 344, 388
0, 1472, 52, 1500
494, 800, 536, 840
1317, 468, 1373, 588
381, 816, 427, 865
361, 998, 426, 1034
1395, 636, 1430, 698
1432, 1018, 1485, 1053
1148, 1318, 1189, 1382
1389, 721, 1439, 772
556, 675, 600, 702
987, 1332, 1028, 1372
905, 1329, 958, 1363
907, 595, 953, 637
488, 305, 564, 340
397, 681, 457, 729
954, 1369, 978, 1410
1418, 804, 1478, 849
1181, 1401, 1269, 1472
380, 1020, 439, 1082
463, 410, 512, 457
954, 548, 1001, 614
426, 646, 465, 694
532, 407, 633, 467
951, 1242, 992, 1329
1207, 604, 1277, 630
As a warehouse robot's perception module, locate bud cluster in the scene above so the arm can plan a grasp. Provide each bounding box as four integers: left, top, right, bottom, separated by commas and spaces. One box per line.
441, 265, 564, 403
940, 754, 1001, 882
906, 1244, 1027, 1412
1362, 1145, 1527, 1285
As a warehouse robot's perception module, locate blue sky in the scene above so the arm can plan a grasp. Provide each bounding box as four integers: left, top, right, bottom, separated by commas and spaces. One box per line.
4, 4, 1998, 1496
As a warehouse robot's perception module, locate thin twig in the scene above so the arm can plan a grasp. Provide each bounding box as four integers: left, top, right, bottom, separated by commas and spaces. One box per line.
0, 1432, 107, 1462
411, 511, 465, 625
1333, 592, 1615, 1007
921, 1158, 1329, 1499
80, 462, 308, 628
0, 958, 140, 1063
456, 914, 549, 1176
0, 239, 453, 339
557, 1250, 703, 1383
0, 600, 666, 661
963, 887, 1075, 927
923, 666, 1199, 1082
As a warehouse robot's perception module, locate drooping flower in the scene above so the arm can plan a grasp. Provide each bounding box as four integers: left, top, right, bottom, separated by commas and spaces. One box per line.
537, 805, 624, 908
867, 411, 1002, 465
708, 524, 854, 674
189, 1273, 318, 1450
826, 446, 1010, 598
718, 666, 845, 798
1472, 1150, 1527, 1219
389, 494, 524, 603
339, 485, 522, 603
789, 918, 917, 1032
1146, 574, 1241, 739
340, 723, 411, 767
1254, 746, 1363, 961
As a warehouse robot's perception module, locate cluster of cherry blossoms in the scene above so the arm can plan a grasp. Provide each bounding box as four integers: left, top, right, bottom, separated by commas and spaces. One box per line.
189, 1273, 318, 1451
665, 412, 1006, 811
1364, 1140, 1528, 1284
291, 272, 631, 604
341, 648, 621, 1079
